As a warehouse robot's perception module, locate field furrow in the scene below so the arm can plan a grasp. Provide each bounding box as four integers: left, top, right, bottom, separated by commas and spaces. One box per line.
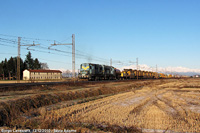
1, 79, 200, 132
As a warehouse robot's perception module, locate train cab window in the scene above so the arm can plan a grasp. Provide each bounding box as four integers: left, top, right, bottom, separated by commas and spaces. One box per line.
90, 66, 91, 69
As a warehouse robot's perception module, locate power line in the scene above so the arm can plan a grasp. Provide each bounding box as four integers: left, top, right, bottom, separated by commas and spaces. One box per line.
28, 48, 72, 57
38, 58, 68, 64
0, 52, 16, 55
0, 33, 55, 42
0, 43, 17, 48
31, 44, 110, 63
0, 34, 113, 69
0, 33, 18, 38
0, 35, 110, 63
0, 38, 17, 43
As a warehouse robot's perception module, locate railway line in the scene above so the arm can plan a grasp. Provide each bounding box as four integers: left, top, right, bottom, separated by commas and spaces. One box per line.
0, 61, 177, 90
0, 78, 157, 92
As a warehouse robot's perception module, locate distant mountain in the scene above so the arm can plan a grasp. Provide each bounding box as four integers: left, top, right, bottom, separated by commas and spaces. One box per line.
120, 64, 200, 76
170, 72, 200, 76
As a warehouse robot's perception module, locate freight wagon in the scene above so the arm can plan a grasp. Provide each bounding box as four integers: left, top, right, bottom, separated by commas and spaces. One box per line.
79, 63, 171, 81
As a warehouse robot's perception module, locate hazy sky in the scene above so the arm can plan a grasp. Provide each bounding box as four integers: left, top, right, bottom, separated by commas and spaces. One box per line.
0, 0, 199, 71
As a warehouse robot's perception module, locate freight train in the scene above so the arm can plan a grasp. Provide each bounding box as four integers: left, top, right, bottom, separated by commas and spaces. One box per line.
78, 63, 172, 81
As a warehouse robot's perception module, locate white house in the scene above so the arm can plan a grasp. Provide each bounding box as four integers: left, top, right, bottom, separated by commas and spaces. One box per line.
23, 69, 62, 80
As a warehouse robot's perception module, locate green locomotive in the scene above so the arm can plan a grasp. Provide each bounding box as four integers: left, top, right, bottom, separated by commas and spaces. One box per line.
78, 63, 120, 81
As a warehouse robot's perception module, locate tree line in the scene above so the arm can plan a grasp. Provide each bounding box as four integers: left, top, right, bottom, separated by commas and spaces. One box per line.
0, 51, 49, 80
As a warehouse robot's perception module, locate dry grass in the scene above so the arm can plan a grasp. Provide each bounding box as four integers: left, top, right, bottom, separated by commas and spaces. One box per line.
0, 79, 166, 128
2, 78, 200, 132
10, 78, 200, 132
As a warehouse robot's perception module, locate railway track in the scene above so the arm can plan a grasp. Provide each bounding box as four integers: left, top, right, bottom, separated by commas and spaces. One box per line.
0, 78, 161, 92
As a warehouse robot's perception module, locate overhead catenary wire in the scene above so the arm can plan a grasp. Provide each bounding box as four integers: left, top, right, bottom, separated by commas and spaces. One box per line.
0, 34, 109, 61
0, 43, 17, 48
32, 44, 110, 63
0, 41, 115, 65
0, 34, 114, 66
0, 52, 17, 56
0, 33, 55, 42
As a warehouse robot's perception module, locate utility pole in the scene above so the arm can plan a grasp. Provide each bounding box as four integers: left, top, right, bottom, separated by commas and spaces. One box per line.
136, 57, 138, 80
72, 34, 75, 78
156, 64, 158, 79
49, 34, 75, 78
17, 38, 40, 82
110, 58, 112, 66
129, 58, 138, 80
156, 64, 157, 73
17, 37, 21, 82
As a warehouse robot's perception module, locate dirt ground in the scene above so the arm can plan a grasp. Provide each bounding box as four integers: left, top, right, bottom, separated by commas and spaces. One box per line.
44, 78, 200, 132
1, 78, 200, 132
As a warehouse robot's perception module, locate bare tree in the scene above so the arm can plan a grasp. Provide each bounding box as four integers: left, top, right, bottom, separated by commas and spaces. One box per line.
63, 70, 72, 77
41, 63, 49, 70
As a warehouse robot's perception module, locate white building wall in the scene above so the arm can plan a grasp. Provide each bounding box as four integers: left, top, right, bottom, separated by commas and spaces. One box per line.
23, 70, 30, 80
23, 69, 62, 80
29, 72, 62, 80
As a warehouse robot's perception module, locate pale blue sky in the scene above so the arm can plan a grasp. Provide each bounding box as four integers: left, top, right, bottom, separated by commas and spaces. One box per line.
0, 0, 200, 71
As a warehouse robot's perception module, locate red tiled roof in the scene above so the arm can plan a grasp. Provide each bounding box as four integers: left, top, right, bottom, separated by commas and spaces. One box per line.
28, 69, 62, 73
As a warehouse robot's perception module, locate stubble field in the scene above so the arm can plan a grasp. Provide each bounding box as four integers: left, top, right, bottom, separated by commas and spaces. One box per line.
0, 78, 200, 132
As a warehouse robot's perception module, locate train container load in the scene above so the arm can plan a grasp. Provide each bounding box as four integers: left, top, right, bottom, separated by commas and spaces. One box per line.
121, 69, 135, 79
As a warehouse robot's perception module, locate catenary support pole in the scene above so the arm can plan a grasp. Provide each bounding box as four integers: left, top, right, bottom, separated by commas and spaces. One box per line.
136, 57, 138, 80
17, 37, 21, 82
72, 34, 75, 78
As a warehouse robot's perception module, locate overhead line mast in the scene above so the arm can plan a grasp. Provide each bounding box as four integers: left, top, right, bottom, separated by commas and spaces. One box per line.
136, 58, 138, 80
129, 58, 139, 80
17, 38, 40, 82
72, 34, 75, 78
49, 34, 75, 78
17, 37, 21, 82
